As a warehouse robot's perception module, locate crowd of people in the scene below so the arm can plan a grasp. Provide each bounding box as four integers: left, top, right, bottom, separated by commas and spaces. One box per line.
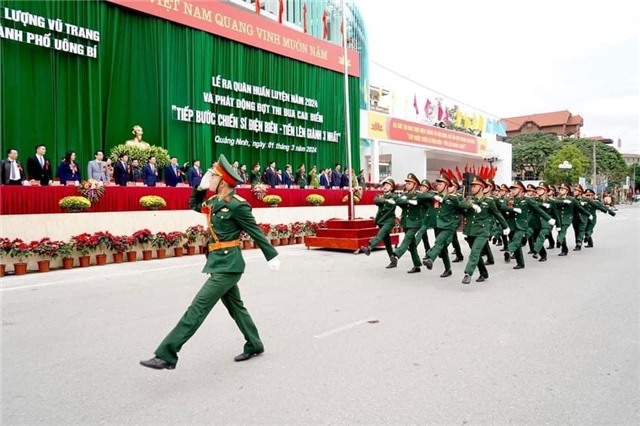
357, 172, 617, 284
0, 145, 368, 191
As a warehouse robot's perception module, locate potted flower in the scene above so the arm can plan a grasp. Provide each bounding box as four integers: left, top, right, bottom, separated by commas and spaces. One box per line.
92, 231, 114, 265
125, 236, 138, 262
184, 225, 204, 255
31, 238, 63, 272
152, 231, 170, 259
291, 221, 305, 244
70, 233, 97, 267
262, 194, 282, 207
132, 229, 154, 260
267, 224, 280, 246
8, 238, 34, 275
59, 196, 91, 212
109, 235, 131, 263
239, 231, 253, 250
275, 223, 291, 245
57, 241, 76, 269
78, 179, 106, 203
139, 195, 166, 210
166, 231, 186, 257
305, 194, 325, 206
251, 183, 268, 201
303, 220, 319, 237
0, 237, 12, 277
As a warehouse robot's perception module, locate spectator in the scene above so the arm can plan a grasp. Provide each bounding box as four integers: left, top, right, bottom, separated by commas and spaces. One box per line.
357, 169, 366, 188
282, 164, 293, 187
87, 150, 108, 181
26, 144, 51, 185
113, 153, 130, 186
340, 167, 351, 188
142, 156, 158, 186
319, 167, 330, 189
57, 151, 81, 185
331, 163, 342, 188
238, 164, 248, 183
308, 165, 319, 189
1, 148, 27, 185
187, 159, 202, 187
130, 159, 143, 182
264, 161, 277, 187
275, 168, 283, 186
164, 157, 182, 187
295, 164, 307, 188
249, 163, 261, 185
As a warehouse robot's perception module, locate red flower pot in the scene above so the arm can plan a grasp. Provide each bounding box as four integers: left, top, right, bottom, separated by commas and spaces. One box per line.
242, 240, 253, 250
112, 252, 124, 264
142, 250, 153, 260
95, 254, 107, 266
156, 248, 166, 259
62, 257, 74, 269
0, 264, 5, 277
280, 237, 289, 246
37, 260, 51, 272
126, 251, 137, 262
186, 245, 196, 256
78, 256, 90, 267
13, 262, 28, 275
173, 247, 184, 257
296, 236, 304, 244
270, 238, 279, 246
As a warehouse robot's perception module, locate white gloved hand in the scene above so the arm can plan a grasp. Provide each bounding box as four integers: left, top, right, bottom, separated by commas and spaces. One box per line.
386, 199, 396, 205
267, 256, 281, 271
588, 215, 593, 220
548, 219, 556, 226
434, 195, 443, 202
198, 169, 214, 190
408, 199, 418, 205
472, 204, 481, 213
503, 228, 510, 235
563, 199, 572, 204
513, 208, 522, 214
542, 203, 550, 208
581, 201, 586, 206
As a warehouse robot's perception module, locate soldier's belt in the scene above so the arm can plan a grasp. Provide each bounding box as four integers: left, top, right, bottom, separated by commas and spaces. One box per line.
208, 240, 241, 252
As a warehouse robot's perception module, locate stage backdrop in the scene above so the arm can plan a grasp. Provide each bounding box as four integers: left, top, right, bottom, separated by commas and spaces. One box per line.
0, 0, 360, 173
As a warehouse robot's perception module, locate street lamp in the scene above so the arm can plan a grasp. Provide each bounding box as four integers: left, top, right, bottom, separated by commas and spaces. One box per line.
483, 152, 499, 167
559, 160, 572, 184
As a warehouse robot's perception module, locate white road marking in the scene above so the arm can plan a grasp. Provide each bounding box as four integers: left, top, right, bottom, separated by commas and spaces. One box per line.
313, 317, 378, 339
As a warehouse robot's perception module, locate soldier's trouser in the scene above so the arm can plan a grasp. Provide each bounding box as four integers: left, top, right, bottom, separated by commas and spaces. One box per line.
507, 229, 526, 266
394, 227, 421, 267
572, 219, 587, 245
532, 227, 549, 258
546, 229, 555, 247
464, 236, 489, 277
557, 224, 570, 243
482, 241, 494, 264
451, 232, 463, 258
414, 225, 431, 254
426, 228, 453, 271
585, 218, 597, 238
155, 273, 262, 364
368, 222, 395, 257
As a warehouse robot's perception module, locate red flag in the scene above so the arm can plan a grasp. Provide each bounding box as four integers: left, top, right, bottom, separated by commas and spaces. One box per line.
437, 101, 444, 121
413, 95, 419, 115
322, 10, 329, 40
443, 106, 449, 123
340, 19, 344, 44
278, 0, 284, 23
424, 98, 431, 117
302, 3, 307, 33
255, 0, 261, 14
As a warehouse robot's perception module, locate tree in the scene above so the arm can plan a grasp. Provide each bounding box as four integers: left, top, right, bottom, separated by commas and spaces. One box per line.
508, 132, 562, 179
631, 163, 640, 190
573, 138, 629, 187
542, 145, 589, 184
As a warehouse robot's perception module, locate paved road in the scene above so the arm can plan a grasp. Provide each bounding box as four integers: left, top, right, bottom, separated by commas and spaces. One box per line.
3, 205, 639, 425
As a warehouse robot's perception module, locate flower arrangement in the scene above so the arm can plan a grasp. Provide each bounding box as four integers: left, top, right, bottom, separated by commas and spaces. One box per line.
139, 195, 166, 210
59, 196, 91, 212
166, 231, 185, 248
263, 194, 282, 206
239, 231, 252, 242
152, 231, 171, 248
8, 238, 35, 263
109, 144, 171, 170
92, 231, 114, 255
70, 233, 98, 256
1, 237, 12, 262
275, 223, 291, 238
78, 179, 105, 203
185, 225, 206, 246
303, 220, 320, 236
258, 223, 272, 236
291, 221, 305, 237
305, 194, 325, 206
342, 188, 362, 204
57, 242, 76, 259
251, 183, 268, 201
267, 225, 280, 239
31, 238, 64, 259
132, 229, 154, 250
109, 235, 132, 254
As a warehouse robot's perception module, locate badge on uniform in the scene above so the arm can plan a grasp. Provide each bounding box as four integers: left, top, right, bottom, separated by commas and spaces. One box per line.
221, 207, 230, 212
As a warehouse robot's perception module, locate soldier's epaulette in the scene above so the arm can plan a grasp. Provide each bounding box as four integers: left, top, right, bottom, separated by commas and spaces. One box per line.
233, 194, 247, 203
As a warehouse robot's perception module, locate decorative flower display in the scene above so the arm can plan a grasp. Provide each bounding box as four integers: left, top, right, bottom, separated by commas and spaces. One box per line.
275, 223, 291, 238
166, 231, 185, 247
59, 196, 91, 212
31, 238, 64, 259
92, 231, 115, 255
258, 223, 272, 236
78, 179, 105, 203
251, 183, 268, 201
291, 221, 305, 237
8, 238, 35, 263
132, 229, 153, 250
152, 231, 171, 248
109, 235, 132, 254
70, 233, 98, 256
185, 225, 206, 245
262, 195, 282, 206
305, 194, 325, 206
139, 195, 166, 209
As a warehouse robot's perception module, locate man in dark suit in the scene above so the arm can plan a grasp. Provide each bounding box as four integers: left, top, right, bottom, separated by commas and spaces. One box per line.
282, 165, 293, 188
26, 144, 51, 185
319, 168, 330, 189
1, 148, 27, 185
164, 157, 182, 187
331, 163, 342, 188
113, 153, 130, 186
142, 156, 158, 186
187, 159, 203, 187
264, 161, 277, 188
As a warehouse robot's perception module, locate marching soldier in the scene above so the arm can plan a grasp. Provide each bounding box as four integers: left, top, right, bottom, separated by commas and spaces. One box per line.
414, 179, 436, 258
482, 178, 503, 265
546, 184, 558, 249
140, 154, 280, 370
581, 188, 616, 247
530, 182, 555, 262
391, 173, 423, 273
571, 184, 593, 251
552, 183, 590, 256
448, 180, 465, 263
358, 177, 399, 268
497, 183, 511, 250
458, 176, 510, 284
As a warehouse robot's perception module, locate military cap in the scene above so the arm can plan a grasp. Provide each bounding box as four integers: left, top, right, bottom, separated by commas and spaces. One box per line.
213, 154, 243, 186
420, 179, 431, 188
526, 183, 536, 192
381, 177, 396, 191
404, 173, 420, 185
573, 184, 585, 194
584, 188, 595, 195
485, 178, 496, 189
450, 179, 460, 188
510, 181, 526, 192
471, 175, 486, 187
548, 184, 557, 193
558, 183, 571, 191
499, 183, 510, 191
538, 182, 550, 191
435, 173, 451, 186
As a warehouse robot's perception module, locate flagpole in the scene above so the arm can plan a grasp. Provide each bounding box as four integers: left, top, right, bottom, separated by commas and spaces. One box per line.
341, 0, 354, 220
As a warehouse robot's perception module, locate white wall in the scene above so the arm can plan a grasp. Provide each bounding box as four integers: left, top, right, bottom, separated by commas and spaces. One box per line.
378, 141, 427, 182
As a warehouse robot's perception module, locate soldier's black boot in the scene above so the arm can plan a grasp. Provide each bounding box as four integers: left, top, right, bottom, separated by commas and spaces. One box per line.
407, 266, 421, 274
586, 237, 594, 248
573, 242, 582, 251
500, 235, 508, 251
359, 246, 371, 256
452, 255, 464, 263
504, 252, 512, 263
422, 258, 433, 270
461, 274, 471, 284
386, 255, 398, 269
559, 241, 568, 256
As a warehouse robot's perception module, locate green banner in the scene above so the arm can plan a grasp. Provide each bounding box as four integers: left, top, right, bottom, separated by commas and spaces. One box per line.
0, 0, 359, 174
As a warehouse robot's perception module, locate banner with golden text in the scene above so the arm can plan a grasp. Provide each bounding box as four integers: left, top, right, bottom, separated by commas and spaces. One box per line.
104, 0, 360, 76
367, 112, 485, 155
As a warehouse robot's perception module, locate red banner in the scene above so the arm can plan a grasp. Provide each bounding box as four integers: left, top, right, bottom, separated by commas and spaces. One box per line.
104, 0, 360, 77
387, 117, 479, 154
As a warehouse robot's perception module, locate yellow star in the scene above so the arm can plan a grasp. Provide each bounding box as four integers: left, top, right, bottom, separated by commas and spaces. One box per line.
338, 55, 351, 68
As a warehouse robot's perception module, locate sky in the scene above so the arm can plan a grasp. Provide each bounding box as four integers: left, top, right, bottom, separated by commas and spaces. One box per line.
354, 0, 640, 153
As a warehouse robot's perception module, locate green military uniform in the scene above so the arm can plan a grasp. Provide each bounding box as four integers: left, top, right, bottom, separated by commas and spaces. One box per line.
414, 179, 436, 257
459, 176, 509, 283
532, 182, 556, 261
361, 178, 397, 262
147, 155, 278, 368
393, 173, 423, 272
581, 189, 616, 247
553, 183, 591, 256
